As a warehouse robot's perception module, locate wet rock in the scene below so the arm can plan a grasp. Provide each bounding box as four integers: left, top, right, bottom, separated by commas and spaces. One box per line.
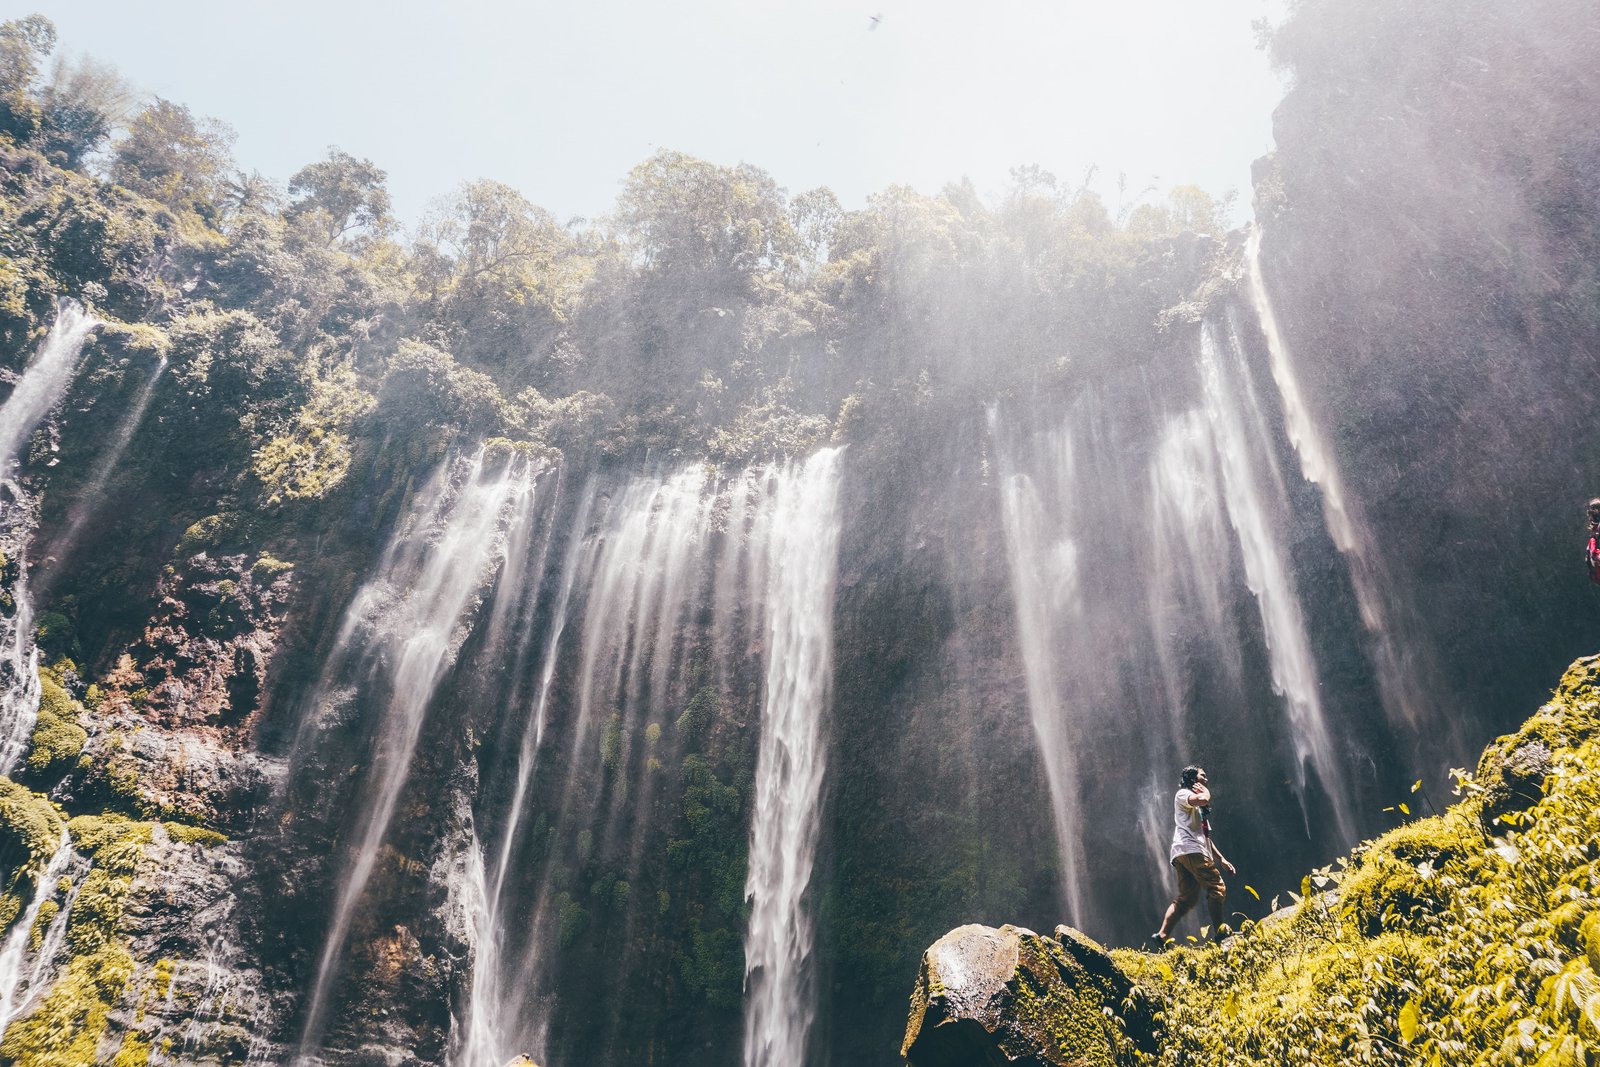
117, 827, 282, 1064
63, 551, 288, 827
902, 923, 1155, 1067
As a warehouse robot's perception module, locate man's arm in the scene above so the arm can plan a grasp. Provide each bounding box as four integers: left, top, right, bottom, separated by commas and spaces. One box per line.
1209, 838, 1235, 875
1183, 783, 1212, 807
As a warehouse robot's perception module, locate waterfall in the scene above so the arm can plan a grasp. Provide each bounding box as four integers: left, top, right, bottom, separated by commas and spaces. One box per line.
741, 447, 844, 1067
449, 451, 844, 1067
1245, 229, 1432, 734
456, 484, 596, 1067
1199, 317, 1355, 843
0, 299, 101, 778
0, 300, 100, 478
0, 831, 77, 1037
1147, 409, 1246, 708
991, 407, 1092, 925
295, 447, 545, 1063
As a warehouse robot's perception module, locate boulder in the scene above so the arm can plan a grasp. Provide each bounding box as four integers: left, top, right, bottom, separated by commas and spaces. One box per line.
901, 923, 1155, 1067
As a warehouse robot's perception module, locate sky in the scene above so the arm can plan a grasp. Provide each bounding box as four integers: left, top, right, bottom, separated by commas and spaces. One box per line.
20, 0, 1291, 229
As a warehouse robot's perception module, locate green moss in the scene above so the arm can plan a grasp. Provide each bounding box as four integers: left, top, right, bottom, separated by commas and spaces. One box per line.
69, 868, 131, 954
0, 941, 135, 1067
95, 319, 170, 361
28, 899, 58, 950
0, 778, 65, 875
0, 779, 66, 931
110, 1031, 151, 1067
151, 958, 175, 1002
24, 671, 88, 781
162, 821, 226, 847
174, 512, 239, 558
1004, 936, 1119, 1067
2, 813, 156, 1067
600, 712, 623, 773
674, 685, 719, 742
66, 813, 154, 876
250, 553, 294, 580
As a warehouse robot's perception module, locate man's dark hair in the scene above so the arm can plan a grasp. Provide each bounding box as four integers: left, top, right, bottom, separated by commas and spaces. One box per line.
1180, 765, 1204, 788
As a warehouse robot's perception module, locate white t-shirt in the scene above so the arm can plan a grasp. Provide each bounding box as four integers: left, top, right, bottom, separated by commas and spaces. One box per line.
1169, 787, 1209, 862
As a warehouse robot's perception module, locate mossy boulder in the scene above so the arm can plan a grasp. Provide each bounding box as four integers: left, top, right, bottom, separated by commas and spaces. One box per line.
1475, 652, 1600, 827
902, 923, 1154, 1067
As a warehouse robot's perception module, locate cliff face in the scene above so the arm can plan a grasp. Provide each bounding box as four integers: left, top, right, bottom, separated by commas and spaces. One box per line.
1255, 0, 1600, 737
0, 0, 1597, 1062
905, 651, 1600, 1067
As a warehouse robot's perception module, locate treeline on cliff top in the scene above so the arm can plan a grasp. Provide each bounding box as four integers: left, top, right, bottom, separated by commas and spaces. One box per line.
0, 11, 1230, 477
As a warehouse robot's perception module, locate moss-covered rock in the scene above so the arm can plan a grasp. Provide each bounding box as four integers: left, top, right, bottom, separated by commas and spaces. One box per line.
1474, 653, 1600, 827
902, 923, 1153, 1067
1, 813, 152, 1067
23, 665, 88, 783
0, 777, 66, 875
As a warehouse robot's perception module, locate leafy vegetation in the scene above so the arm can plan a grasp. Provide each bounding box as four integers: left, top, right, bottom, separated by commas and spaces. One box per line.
1110, 653, 1600, 1066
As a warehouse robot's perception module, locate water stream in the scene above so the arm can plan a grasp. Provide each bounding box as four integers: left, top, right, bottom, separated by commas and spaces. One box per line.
295, 447, 546, 1062
741, 448, 844, 1067
0, 300, 101, 777
43, 354, 169, 585
0, 832, 79, 1038
1199, 315, 1355, 842
1245, 229, 1436, 738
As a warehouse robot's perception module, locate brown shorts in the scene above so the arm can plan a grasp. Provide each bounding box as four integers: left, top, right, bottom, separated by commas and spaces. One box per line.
1172, 851, 1226, 911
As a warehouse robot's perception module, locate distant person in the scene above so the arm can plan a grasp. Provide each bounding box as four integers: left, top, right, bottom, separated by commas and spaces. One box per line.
1151, 765, 1235, 944
1585, 498, 1600, 584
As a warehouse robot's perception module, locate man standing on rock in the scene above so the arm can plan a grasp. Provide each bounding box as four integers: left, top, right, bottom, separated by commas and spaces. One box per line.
1152, 765, 1235, 943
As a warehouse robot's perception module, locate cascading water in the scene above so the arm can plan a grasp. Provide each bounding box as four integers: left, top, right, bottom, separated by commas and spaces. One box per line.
0, 831, 76, 1038
450, 451, 845, 1067
0, 299, 100, 777
741, 447, 844, 1067
991, 306, 1377, 933
456, 484, 596, 1067
991, 407, 1092, 925
295, 447, 545, 1063
0, 300, 100, 478
1245, 229, 1435, 737
1199, 316, 1355, 843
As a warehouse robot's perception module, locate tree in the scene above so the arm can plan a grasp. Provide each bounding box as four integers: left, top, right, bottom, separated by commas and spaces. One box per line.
414, 180, 577, 377
615, 150, 802, 289
0, 14, 54, 140
789, 186, 842, 272
287, 147, 392, 245
36, 54, 135, 168
110, 98, 236, 224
